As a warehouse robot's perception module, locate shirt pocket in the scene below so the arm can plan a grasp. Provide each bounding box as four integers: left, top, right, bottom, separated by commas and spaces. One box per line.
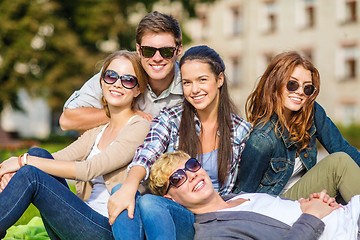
260, 158, 290, 186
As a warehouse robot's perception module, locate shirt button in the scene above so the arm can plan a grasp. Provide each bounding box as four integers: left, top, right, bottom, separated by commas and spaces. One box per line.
105, 181, 110, 185
304, 154, 308, 158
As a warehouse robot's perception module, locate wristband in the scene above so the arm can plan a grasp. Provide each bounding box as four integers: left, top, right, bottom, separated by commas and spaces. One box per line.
18, 154, 24, 167
23, 153, 29, 165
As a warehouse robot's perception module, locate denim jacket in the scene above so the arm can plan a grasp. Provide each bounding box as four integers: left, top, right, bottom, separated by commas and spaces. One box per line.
234, 102, 360, 195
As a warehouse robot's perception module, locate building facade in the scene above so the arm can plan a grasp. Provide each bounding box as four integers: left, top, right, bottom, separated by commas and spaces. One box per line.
184, 0, 360, 125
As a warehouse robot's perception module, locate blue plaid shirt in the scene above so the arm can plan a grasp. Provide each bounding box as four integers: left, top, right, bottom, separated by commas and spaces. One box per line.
128, 104, 252, 195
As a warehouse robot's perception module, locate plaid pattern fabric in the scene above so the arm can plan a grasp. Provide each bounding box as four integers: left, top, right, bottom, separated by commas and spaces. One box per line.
128, 104, 252, 195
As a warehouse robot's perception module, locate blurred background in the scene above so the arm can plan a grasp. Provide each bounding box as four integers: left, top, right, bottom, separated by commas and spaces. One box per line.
1, 0, 360, 152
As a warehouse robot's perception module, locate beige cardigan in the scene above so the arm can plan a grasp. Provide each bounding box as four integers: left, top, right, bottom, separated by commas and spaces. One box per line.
52, 115, 150, 201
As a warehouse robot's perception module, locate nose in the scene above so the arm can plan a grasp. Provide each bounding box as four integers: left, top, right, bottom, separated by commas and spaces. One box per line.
113, 78, 123, 88
191, 82, 200, 94
186, 170, 198, 182
294, 84, 305, 95
152, 49, 163, 61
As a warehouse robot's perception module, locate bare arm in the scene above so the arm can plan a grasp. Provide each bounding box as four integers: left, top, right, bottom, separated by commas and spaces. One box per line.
0, 155, 76, 180
59, 107, 109, 131
107, 165, 146, 224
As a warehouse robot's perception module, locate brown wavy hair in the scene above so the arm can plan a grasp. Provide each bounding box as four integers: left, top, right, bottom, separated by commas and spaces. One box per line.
178, 45, 237, 187
99, 50, 148, 117
246, 51, 320, 151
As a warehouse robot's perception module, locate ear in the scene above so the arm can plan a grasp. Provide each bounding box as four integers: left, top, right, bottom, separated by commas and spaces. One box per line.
133, 87, 141, 98
176, 44, 183, 57
217, 72, 224, 88
136, 44, 141, 56
163, 194, 175, 201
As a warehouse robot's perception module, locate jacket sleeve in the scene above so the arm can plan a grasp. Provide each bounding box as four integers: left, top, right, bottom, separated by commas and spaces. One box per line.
282, 213, 325, 240
234, 130, 274, 193
63, 71, 103, 110
314, 102, 360, 166
75, 117, 150, 181
52, 127, 99, 161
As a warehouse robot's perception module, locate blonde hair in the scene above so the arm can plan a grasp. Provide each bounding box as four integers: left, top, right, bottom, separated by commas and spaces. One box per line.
100, 50, 148, 117
149, 151, 190, 196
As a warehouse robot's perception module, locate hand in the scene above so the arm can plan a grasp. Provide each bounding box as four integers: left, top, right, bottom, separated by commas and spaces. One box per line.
0, 172, 15, 192
107, 184, 137, 225
135, 110, 153, 122
0, 157, 21, 178
299, 190, 340, 219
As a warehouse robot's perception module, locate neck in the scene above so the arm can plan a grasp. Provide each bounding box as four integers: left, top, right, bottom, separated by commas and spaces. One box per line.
107, 107, 135, 129
149, 70, 175, 96
189, 191, 227, 215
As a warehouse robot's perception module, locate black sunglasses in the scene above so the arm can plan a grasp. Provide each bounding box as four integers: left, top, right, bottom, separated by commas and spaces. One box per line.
165, 158, 201, 194
140, 46, 177, 59
286, 80, 317, 96
102, 70, 138, 89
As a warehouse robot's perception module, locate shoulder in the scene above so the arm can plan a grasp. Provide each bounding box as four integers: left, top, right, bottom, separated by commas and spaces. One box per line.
231, 113, 252, 131
157, 104, 184, 120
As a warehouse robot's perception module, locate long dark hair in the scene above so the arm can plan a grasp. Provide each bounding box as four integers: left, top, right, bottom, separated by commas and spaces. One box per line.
178, 45, 236, 186
246, 51, 320, 151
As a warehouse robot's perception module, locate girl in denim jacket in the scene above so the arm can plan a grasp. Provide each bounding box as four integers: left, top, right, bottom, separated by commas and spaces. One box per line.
235, 51, 360, 203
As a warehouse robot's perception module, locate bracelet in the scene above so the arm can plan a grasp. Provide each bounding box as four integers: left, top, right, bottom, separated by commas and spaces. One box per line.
18, 154, 24, 167
23, 153, 29, 166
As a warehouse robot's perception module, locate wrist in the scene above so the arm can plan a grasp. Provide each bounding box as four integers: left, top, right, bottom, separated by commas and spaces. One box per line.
18, 154, 24, 167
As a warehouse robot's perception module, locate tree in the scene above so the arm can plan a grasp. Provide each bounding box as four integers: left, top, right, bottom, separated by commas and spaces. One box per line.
0, 0, 214, 114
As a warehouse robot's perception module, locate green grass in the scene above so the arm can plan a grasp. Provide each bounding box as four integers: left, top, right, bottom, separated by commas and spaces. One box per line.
1, 138, 75, 227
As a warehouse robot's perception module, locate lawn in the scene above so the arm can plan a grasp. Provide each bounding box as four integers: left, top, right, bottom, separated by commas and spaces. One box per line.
0, 138, 76, 238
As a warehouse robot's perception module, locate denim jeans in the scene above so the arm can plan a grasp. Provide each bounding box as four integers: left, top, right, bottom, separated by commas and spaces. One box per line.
139, 194, 195, 240
0, 148, 113, 240
110, 184, 144, 240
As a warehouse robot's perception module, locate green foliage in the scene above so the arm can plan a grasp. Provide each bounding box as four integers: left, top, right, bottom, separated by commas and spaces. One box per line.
0, 0, 214, 113
337, 123, 360, 149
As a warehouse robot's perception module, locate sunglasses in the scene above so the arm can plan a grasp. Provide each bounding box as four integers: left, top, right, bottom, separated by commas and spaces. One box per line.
165, 158, 201, 194
286, 80, 317, 96
140, 46, 177, 59
102, 70, 138, 89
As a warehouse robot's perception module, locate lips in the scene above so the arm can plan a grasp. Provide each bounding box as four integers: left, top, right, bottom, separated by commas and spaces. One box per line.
289, 96, 302, 104
150, 64, 165, 71
192, 180, 205, 192
191, 94, 206, 102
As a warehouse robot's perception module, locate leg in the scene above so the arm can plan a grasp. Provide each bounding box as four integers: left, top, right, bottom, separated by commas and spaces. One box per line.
139, 194, 195, 240
27, 147, 68, 239
111, 184, 144, 240
284, 152, 360, 202
0, 166, 113, 240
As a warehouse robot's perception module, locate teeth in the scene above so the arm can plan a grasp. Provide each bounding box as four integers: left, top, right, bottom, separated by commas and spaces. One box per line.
193, 180, 204, 192
152, 65, 163, 70
111, 91, 123, 96
290, 97, 301, 101
193, 95, 204, 100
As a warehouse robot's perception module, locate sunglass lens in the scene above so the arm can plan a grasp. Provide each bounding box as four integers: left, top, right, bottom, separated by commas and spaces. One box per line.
286, 80, 299, 92
304, 85, 315, 96
103, 70, 119, 84
141, 47, 156, 58
159, 47, 175, 58
186, 158, 201, 172
121, 75, 138, 89
169, 170, 187, 188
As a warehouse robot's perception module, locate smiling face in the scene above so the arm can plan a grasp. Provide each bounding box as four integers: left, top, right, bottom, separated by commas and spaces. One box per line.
281, 65, 313, 120
136, 32, 182, 84
165, 158, 217, 212
181, 60, 224, 114
101, 57, 140, 111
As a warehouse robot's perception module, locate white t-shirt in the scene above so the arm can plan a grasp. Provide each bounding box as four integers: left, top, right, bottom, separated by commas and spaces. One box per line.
280, 155, 306, 195
219, 193, 360, 239
85, 123, 111, 217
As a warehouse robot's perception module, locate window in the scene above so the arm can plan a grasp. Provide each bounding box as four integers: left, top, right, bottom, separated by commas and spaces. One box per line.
231, 7, 243, 36
229, 57, 242, 86
305, 0, 315, 27
260, 1, 278, 33
295, 0, 316, 29
344, 46, 357, 79
345, 0, 357, 22
343, 103, 358, 125
302, 49, 314, 63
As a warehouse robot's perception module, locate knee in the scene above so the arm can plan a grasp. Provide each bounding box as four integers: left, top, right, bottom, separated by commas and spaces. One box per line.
27, 147, 53, 159
139, 194, 164, 214
323, 152, 357, 172
17, 165, 40, 179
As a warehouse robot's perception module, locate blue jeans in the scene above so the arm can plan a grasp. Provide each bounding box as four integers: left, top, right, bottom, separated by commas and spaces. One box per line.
139, 194, 195, 240
0, 148, 113, 240
110, 184, 144, 240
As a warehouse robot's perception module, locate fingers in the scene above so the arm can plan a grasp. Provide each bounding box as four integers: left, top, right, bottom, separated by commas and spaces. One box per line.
127, 204, 135, 219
